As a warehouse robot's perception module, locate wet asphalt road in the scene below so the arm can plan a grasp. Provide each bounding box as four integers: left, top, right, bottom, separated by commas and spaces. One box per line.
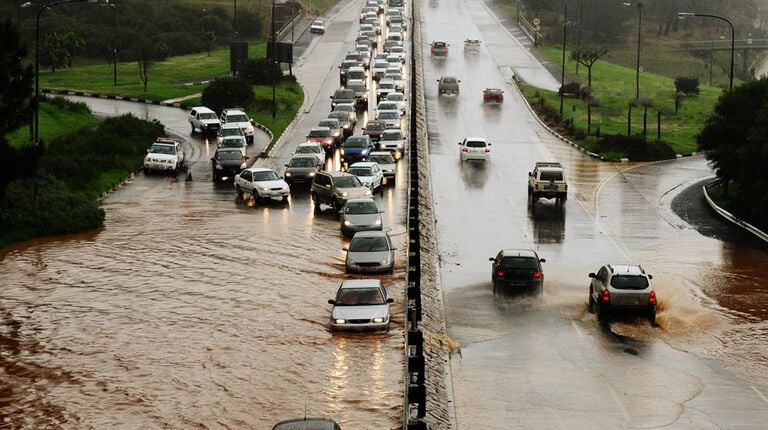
421, 0, 768, 428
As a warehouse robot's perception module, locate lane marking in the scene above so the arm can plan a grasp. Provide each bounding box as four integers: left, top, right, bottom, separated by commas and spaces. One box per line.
570, 319, 584, 339
751, 385, 768, 406
608, 384, 631, 423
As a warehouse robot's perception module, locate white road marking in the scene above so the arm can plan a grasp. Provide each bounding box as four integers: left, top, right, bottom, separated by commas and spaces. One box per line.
570, 319, 584, 338
751, 385, 768, 406
608, 384, 631, 422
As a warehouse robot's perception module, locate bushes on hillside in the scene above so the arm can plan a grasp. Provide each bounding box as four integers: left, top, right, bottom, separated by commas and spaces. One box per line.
593, 134, 676, 161
201, 77, 256, 114
240, 58, 284, 85
675, 77, 700, 95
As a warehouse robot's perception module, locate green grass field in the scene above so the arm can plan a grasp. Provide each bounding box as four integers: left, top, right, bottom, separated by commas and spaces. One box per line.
6, 100, 99, 149
518, 47, 725, 154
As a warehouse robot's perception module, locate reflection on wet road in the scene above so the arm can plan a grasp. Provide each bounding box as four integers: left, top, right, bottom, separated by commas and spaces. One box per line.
0, 0, 408, 427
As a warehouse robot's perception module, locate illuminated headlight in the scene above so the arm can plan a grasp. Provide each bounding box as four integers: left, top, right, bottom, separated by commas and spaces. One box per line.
340, 149, 345, 155
332, 102, 337, 107
343, 124, 350, 129
344, 220, 353, 227
240, 162, 247, 169
308, 172, 316, 177
285, 172, 292, 177
341, 192, 349, 197
364, 189, 372, 196
380, 258, 391, 265
374, 219, 382, 226
261, 187, 270, 191
216, 164, 223, 170
372, 317, 386, 323
244, 125, 254, 134
362, 148, 370, 155
334, 319, 346, 324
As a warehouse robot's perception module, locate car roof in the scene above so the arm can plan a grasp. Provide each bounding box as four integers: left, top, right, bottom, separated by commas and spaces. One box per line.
369, 151, 394, 156
324, 170, 355, 177
297, 141, 321, 147
350, 161, 377, 168
499, 249, 539, 258
608, 264, 646, 275
217, 147, 243, 154
382, 129, 401, 135
345, 197, 377, 204
310, 126, 330, 132
221, 123, 242, 129
245, 167, 276, 173
290, 153, 319, 160
222, 108, 246, 115
351, 230, 389, 239
271, 418, 340, 430
340, 279, 383, 289
464, 136, 487, 142
191, 106, 215, 113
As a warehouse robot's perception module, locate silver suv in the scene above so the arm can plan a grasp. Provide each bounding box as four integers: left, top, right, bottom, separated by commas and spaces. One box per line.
311, 171, 372, 213
588, 264, 657, 324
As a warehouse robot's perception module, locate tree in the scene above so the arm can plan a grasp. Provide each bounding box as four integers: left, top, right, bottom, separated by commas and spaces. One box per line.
134, 37, 155, 93
0, 18, 35, 198
240, 58, 283, 85
201, 77, 255, 115
39, 32, 84, 72
200, 30, 216, 57
698, 77, 768, 228
570, 47, 608, 134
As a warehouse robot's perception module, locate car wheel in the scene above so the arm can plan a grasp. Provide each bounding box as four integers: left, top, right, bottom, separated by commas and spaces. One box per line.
212, 172, 218, 182
492, 280, 499, 293
281, 195, 289, 203
190, 123, 195, 133
596, 301, 607, 322
588, 291, 596, 313
311, 193, 322, 212
143, 167, 149, 175
562, 193, 568, 201
332, 198, 340, 213
648, 310, 657, 326
236, 185, 244, 197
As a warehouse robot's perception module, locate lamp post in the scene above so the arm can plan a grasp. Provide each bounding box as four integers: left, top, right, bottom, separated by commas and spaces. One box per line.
233, 0, 238, 38
111, 3, 116, 85
559, 0, 567, 116
677, 12, 734, 91
19, 2, 32, 34
623, 2, 642, 100
35, 0, 109, 145
270, 0, 277, 119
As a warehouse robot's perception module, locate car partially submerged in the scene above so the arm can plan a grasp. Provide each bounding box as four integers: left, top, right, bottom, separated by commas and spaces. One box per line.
483, 88, 504, 103
328, 279, 393, 332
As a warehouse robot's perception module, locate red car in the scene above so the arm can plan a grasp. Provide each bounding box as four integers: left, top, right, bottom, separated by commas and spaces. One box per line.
483, 88, 504, 103
306, 127, 335, 152
430, 41, 449, 56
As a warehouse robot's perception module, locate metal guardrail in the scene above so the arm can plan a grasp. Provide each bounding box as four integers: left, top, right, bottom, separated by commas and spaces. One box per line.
703, 179, 768, 243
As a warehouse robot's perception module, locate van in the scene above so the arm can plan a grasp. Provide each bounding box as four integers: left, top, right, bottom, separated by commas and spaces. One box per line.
346, 66, 366, 82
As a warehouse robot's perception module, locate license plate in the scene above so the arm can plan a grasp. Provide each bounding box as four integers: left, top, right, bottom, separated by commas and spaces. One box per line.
545, 184, 558, 190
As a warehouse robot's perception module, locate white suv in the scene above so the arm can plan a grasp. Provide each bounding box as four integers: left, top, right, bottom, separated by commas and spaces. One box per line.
458, 137, 491, 161
188, 106, 221, 136
143, 138, 185, 174
220, 108, 255, 144
588, 264, 657, 324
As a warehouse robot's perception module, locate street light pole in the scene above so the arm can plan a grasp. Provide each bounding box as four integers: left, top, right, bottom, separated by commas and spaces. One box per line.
34, 0, 109, 145
559, 0, 567, 117
271, 0, 277, 119
111, 3, 116, 85
19, 2, 32, 34
677, 12, 734, 91
623, 2, 642, 100
234, 0, 238, 38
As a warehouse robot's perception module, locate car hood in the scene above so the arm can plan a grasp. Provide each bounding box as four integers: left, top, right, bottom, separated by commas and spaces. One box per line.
217, 159, 245, 168
376, 162, 396, 171
343, 146, 369, 154
344, 213, 382, 225
355, 174, 377, 184
332, 304, 389, 320
338, 186, 370, 198
347, 249, 391, 264
255, 179, 288, 188
147, 153, 177, 160
286, 166, 317, 175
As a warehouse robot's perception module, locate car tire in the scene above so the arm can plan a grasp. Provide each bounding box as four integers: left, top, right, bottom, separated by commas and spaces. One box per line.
588, 291, 596, 313
311, 193, 322, 212
236, 185, 244, 197
143, 167, 149, 175
492, 280, 499, 293
648, 310, 657, 325
596, 301, 607, 322
281, 195, 289, 203
212, 172, 219, 182
332, 198, 341, 213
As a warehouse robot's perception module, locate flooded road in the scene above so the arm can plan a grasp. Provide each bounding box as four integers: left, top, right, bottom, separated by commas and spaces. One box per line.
421, 0, 768, 428
0, 0, 409, 428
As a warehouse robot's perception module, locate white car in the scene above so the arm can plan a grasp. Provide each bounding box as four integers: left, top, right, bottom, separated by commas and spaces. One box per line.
143, 137, 184, 174
348, 161, 384, 193
388, 46, 406, 63
376, 110, 402, 129
368, 151, 397, 182
220, 108, 255, 144
188, 106, 221, 136
217, 123, 247, 147
376, 101, 400, 114
234, 167, 290, 202
376, 78, 397, 102
378, 129, 405, 154
328, 279, 393, 332
218, 135, 247, 156
310, 20, 325, 34
384, 71, 405, 92
385, 92, 407, 115
386, 55, 402, 72
458, 136, 492, 161
464, 38, 481, 53
372, 59, 389, 80
294, 142, 325, 166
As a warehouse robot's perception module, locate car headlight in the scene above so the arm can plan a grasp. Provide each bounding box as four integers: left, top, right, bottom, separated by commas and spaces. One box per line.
240, 162, 247, 169
334, 319, 346, 324
372, 317, 385, 323
261, 186, 270, 191
341, 192, 349, 197
216, 164, 223, 170
244, 125, 254, 134
365, 189, 372, 196
340, 149, 345, 155
308, 172, 316, 177
344, 220, 353, 227
397, 143, 403, 149
343, 124, 350, 129
380, 258, 391, 265
285, 172, 292, 177
362, 148, 370, 155
374, 219, 382, 226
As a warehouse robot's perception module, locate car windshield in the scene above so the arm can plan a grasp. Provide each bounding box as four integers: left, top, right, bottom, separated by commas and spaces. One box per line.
610, 275, 649, 290
501, 257, 538, 269
349, 167, 373, 176
379, 112, 399, 119
433, 42, 446, 48
380, 82, 395, 90
336, 288, 385, 306
388, 94, 404, 101
540, 171, 564, 181
252, 171, 280, 182
345, 201, 379, 214
366, 122, 385, 131
329, 113, 347, 122
149, 144, 175, 155
349, 236, 390, 252
200, 112, 218, 120
221, 128, 241, 137
382, 132, 402, 141
334, 176, 362, 188
379, 103, 398, 110
369, 154, 395, 164
217, 151, 243, 160
297, 145, 321, 154
309, 129, 330, 137
334, 90, 355, 98
288, 157, 316, 167
466, 140, 487, 148
226, 114, 248, 123
344, 138, 368, 148
221, 139, 244, 148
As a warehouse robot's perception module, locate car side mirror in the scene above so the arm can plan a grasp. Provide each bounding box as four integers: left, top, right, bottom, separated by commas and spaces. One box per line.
588, 272, 596, 278
342, 247, 348, 251
386, 298, 394, 303
648, 274, 653, 279
488, 257, 495, 261
488, 143, 492, 146
328, 299, 335, 305
539, 258, 546, 263
457, 142, 462, 145
210, 157, 215, 161
528, 172, 533, 176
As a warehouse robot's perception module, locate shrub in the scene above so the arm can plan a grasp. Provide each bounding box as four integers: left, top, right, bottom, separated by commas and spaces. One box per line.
594, 134, 676, 161
202, 77, 256, 114
240, 58, 284, 85
558, 82, 581, 97
674, 76, 700, 95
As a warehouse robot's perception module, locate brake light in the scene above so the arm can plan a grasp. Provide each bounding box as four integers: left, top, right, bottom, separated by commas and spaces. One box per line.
533, 271, 542, 278
564, 184, 568, 191
484, 148, 491, 153
496, 270, 504, 277
601, 289, 610, 303
648, 290, 656, 304
462, 148, 468, 152
534, 184, 539, 191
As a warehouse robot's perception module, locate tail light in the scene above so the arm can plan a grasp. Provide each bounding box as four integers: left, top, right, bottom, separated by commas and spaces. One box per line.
648, 290, 656, 304
534, 184, 539, 191
484, 148, 491, 153
564, 184, 568, 191
533, 271, 542, 278
496, 270, 504, 277
462, 148, 468, 152
601, 289, 610, 303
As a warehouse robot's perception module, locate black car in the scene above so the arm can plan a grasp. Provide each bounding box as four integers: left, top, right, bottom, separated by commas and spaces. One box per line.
211, 147, 248, 182
362, 119, 387, 142
284, 154, 323, 187
489, 249, 545, 293
330, 88, 356, 110
272, 418, 341, 430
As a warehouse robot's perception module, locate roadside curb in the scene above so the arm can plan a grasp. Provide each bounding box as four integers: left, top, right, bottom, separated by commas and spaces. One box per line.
702, 178, 768, 243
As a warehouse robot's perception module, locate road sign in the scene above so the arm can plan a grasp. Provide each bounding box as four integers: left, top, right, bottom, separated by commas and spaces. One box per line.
533, 17, 541, 25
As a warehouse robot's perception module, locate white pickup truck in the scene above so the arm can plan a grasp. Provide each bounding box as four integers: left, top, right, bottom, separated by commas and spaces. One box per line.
143, 138, 185, 175
528, 162, 568, 203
